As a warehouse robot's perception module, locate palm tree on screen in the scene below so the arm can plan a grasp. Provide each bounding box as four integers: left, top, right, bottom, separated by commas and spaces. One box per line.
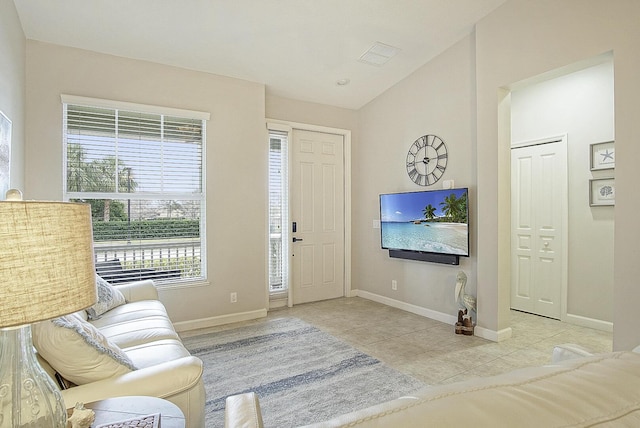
440, 192, 467, 223
423, 204, 436, 220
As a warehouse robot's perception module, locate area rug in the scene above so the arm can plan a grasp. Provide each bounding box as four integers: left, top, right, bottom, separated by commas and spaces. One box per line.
182, 317, 425, 427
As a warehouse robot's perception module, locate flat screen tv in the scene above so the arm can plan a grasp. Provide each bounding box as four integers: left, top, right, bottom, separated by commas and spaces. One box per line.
380, 188, 469, 260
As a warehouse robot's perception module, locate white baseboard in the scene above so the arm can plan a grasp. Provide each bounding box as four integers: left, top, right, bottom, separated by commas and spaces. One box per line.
475, 325, 512, 342
354, 289, 458, 326
353, 289, 508, 342
565, 313, 613, 332
173, 308, 268, 333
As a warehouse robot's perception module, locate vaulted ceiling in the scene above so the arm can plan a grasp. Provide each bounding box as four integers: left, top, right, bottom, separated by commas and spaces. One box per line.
13, 0, 507, 109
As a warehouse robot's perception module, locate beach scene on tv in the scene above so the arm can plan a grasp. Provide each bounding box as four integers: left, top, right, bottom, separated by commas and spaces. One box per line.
380, 188, 469, 256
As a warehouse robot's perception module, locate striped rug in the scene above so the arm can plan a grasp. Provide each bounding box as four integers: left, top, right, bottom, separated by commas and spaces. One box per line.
183, 317, 425, 427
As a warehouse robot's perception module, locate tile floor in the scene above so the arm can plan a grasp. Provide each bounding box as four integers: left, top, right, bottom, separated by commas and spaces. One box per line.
184, 296, 613, 386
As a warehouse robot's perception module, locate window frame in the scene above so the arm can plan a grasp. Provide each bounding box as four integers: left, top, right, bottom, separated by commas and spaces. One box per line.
268, 129, 290, 295
61, 95, 210, 288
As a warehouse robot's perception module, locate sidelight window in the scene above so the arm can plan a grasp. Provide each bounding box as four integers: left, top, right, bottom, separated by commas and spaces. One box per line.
268, 130, 289, 293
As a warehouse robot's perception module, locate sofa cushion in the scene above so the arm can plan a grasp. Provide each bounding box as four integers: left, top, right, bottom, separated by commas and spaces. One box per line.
307, 352, 640, 427
90, 300, 170, 326
90, 300, 180, 348
96, 316, 181, 349
123, 338, 193, 369
86, 275, 126, 320
33, 313, 136, 385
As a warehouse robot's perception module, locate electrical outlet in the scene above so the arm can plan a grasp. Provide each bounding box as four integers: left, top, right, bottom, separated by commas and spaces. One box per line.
230, 292, 237, 303
391, 280, 397, 291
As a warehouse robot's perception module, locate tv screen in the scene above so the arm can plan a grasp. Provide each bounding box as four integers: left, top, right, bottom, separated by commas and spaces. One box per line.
380, 188, 469, 257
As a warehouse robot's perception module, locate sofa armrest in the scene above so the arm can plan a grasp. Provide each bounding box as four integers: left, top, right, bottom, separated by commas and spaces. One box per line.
61, 355, 203, 406
113, 280, 159, 302
552, 343, 595, 363
225, 392, 264, 428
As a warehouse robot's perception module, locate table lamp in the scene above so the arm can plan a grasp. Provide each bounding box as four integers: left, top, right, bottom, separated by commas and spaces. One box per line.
0, 190, 97, 427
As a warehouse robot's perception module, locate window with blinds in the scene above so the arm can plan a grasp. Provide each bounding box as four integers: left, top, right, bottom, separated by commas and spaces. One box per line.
62, 96, 208, 286
268, 130, 288, 293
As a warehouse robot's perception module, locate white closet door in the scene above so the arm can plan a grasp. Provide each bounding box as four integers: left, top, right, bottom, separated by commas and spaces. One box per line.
511, 138, 567, 319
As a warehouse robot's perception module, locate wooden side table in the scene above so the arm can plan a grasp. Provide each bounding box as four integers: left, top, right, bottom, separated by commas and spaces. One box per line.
69, 396, 185, 428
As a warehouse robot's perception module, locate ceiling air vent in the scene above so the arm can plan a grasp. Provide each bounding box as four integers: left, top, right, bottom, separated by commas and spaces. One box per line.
358, 42, 401, 66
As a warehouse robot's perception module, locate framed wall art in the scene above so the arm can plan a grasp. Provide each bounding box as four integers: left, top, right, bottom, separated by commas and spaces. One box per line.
590, 141, 615, 171
0, 110, 11, 199
589, 177, 615, 206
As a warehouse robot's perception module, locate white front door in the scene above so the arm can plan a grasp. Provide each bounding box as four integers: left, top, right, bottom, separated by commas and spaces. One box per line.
291, 130, 345, 304
511, 137, 567, 319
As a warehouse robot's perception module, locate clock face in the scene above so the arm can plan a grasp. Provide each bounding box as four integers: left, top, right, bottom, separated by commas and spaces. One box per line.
406, 134, 448, 186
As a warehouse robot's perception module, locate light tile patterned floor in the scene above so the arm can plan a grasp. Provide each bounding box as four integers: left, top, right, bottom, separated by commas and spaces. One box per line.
183, 297, 613, 386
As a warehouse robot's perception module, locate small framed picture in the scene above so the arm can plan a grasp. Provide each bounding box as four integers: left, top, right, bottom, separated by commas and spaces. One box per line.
590, 141, 615, 171
589, 178, 615, 206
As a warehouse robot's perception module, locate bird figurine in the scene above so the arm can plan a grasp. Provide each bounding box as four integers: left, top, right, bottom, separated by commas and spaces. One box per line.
454, 270, 476, 320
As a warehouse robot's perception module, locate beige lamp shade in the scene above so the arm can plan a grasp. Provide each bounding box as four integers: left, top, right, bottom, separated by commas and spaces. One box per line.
0, 200, 97, 328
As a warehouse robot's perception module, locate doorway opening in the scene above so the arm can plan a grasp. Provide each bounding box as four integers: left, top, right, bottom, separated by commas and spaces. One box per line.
507, 55, 615, 330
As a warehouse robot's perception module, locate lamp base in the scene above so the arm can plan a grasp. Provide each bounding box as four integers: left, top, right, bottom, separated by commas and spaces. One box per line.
0, 325, 67, 428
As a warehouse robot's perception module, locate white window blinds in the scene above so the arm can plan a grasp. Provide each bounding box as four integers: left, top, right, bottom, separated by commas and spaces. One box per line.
268, 130, 289, 293
62, 96, 208, 285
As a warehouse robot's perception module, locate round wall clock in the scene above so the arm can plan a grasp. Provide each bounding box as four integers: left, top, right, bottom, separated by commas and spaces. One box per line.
406, 134, 448, 186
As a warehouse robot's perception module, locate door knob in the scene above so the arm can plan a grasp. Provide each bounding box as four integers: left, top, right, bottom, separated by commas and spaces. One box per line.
293, 237, 303, 242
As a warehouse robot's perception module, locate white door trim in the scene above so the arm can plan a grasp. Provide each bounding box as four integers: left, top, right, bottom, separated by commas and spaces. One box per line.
266, 119, 352, 307
510, 133, 568, 321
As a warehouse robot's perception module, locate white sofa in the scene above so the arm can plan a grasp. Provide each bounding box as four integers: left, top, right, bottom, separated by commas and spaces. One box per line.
226, 348, 640, 427
33, 279, 205, 428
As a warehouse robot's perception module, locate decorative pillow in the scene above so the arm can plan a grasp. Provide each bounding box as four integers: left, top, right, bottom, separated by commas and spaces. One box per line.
33, 312, 136, 385
86, 275, 126, 320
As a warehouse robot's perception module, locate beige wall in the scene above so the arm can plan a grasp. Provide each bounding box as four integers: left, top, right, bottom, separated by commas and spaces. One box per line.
0, 0, 25, 192
475, 0, 640, 349
266, 94, 358, 132
24, 41, 268, 324
353, 35, 477, 321
352, 1, 636, 343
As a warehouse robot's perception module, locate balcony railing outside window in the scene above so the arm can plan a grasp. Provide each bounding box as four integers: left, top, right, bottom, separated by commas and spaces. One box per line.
94, 239, 200, 284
